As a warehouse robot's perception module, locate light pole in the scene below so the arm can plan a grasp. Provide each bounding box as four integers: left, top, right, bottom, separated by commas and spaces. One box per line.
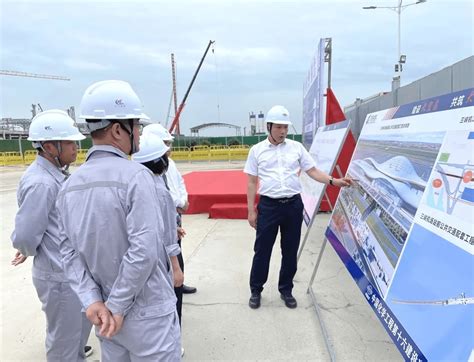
363, 0, 427, 89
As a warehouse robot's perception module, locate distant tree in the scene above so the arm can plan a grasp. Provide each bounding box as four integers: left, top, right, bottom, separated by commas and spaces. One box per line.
228, 138, 240, 146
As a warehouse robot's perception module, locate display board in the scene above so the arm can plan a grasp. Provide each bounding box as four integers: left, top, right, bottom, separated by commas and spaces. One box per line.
325, 88, 474, 361
302, 39, 325, 149
300, 120, 351, 224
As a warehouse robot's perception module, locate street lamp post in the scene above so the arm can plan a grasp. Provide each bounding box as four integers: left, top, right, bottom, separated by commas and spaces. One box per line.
363, 0, 427, 88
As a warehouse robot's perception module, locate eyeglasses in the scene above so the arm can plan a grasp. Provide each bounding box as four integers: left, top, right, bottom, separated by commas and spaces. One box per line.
131, 120, 144, 134
106, 119, 143, 134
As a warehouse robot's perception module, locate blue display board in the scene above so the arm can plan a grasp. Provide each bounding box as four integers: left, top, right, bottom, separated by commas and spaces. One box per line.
326, 88, 474, 361
302, 39, 325, 149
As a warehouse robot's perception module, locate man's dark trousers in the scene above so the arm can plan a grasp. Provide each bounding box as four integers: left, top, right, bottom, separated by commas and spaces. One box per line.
249, 194, 304, 295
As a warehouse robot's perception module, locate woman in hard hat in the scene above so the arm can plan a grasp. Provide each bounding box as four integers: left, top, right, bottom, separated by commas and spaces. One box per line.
244, 105, 352, 310
132, 132, 186, 357
10, 110, 93, 361
142, 123, 197, 295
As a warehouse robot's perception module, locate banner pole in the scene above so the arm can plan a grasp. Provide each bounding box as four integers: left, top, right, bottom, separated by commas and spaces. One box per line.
307, 237, 336, 362
305, 178, 338, 361
297, 215, 316, 261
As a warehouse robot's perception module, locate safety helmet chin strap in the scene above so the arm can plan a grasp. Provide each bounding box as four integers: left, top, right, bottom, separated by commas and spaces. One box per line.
116, 120, 137, 155
39, 141, 70, 177
267, 123, 284, 145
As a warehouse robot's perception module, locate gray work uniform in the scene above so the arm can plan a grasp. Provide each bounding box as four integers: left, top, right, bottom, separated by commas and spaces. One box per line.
11, 155, 91, 362
154, 175, 180, 258
56, 145, 180, 362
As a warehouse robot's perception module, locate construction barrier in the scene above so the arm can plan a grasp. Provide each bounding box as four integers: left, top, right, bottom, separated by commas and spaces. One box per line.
74, 149, 88, 165
0, 145, 252, 166
24, 150, 37, 165
2, 152, 24, 166
209, 146, 230, 161
229, 145, 250, 160
189, 145, 210, 161
170, 147, 190, 162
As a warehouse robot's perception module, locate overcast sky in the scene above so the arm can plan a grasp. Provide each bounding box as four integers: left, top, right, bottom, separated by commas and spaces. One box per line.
1, 0, 472, 136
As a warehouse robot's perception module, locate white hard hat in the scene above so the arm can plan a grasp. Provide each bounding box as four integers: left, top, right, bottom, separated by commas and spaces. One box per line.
79, 80, 150, 132
265, 105, 292, 125
132, 133, 170, 163
28, 110, 85, 143
142, 123, 174, 141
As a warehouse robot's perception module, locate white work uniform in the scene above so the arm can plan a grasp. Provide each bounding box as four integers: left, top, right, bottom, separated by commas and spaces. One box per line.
244, 138, 316, 198
11, 155, 91, 362
166, 158, 188, 209
56, 145, 180, 362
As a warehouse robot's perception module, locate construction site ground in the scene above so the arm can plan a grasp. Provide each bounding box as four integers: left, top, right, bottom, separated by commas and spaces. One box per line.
0, 161, 400, 361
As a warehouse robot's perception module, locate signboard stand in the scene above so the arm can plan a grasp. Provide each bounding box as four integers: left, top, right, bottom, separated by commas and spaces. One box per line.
306, 199, 336, 362
299, 121, 351, 258
301, 166, 343, 362
297, 164, 342, 261
307, 236, 335, 362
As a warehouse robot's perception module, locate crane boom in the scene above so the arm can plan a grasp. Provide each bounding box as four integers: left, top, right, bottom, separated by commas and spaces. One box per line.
0, 70, 70, 81
171, 53, 179, 133
168, 40, 215, 134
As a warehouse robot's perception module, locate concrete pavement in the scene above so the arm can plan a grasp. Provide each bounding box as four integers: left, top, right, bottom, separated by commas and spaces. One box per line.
0, 162, 400, 361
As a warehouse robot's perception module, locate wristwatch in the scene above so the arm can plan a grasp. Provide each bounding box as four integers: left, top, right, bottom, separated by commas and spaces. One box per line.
329, 176, 334, 186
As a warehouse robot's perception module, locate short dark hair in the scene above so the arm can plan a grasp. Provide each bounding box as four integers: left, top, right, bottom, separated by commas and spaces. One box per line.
142, 154, 169, 175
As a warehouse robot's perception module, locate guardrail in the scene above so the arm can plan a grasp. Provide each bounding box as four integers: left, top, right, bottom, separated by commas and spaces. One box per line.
23, 150, 37, 165
170, 147, 190, 162
0, 146, 251, 167
74, 149, 88, 165
1, 151, 24, 166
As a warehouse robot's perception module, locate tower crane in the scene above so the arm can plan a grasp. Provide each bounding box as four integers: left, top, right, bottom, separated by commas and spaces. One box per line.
165, 53, 179, 129
168, 40, 215, 135
0, 70, 70, 81
171, 53, 178, 124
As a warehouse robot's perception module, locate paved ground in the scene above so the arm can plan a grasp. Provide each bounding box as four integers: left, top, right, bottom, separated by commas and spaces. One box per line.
0, 162, 400, 361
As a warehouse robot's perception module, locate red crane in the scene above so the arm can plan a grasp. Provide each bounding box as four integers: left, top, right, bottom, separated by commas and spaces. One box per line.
168, 40, 215, 135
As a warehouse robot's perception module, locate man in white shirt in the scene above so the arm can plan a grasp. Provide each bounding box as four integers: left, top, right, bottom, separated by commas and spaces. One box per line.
244, 105, 352, 309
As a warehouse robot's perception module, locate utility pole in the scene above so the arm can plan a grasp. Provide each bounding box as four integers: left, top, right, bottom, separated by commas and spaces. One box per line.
363, 0, 427, 89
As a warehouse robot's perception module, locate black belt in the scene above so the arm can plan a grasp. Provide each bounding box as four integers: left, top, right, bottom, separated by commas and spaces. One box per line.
260, 194, 300, 203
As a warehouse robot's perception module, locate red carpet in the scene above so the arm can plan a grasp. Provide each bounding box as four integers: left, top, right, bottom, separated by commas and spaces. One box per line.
209, 203, 248, 219
183, 170, 253, 219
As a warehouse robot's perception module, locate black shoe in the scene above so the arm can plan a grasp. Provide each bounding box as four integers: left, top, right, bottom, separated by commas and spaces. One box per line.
182, 284, 197, 294
84, 345, 93, 357
280, 293, 297, 309
249, 292, 261, 309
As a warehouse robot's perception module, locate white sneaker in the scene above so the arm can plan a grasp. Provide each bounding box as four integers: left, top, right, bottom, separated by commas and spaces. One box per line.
181, 347, 185, 357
